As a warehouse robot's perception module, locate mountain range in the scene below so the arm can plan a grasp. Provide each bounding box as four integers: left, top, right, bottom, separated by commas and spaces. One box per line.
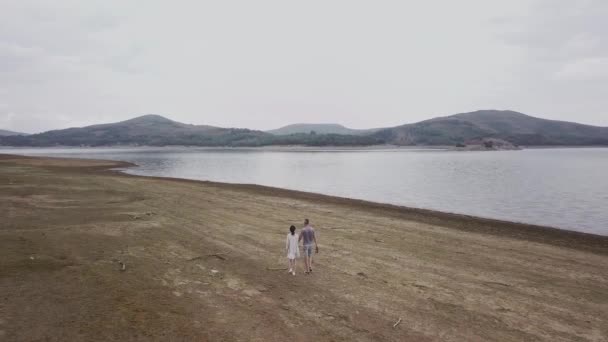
267, 123, 381, 136
1, 110, 607, 147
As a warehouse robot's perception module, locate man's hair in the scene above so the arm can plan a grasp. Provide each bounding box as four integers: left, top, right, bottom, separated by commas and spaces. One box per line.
304, 218, 309, 225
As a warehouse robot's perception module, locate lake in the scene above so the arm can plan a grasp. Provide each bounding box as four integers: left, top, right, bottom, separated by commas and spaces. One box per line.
1, 147, 607, 236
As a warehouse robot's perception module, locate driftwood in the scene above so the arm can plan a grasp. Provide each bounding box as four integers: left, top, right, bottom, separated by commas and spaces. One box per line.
483, 281, 511, 287
393, 317, 402, 328
207, 253, 227, 260
328, 227, 349, 230
188, 252, 230, 262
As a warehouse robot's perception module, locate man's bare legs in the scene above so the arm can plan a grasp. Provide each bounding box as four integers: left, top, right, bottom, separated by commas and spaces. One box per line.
303, 255, 308, 273
307, 246, 318, 273
309, 253, 313, 272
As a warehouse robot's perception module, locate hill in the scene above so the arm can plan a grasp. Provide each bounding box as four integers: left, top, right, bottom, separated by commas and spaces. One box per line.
372, 110, 608, 146
0, 129, 28, 136
0, 115, 270, 147
268, 123, 380, 136
0, 115, 380, 147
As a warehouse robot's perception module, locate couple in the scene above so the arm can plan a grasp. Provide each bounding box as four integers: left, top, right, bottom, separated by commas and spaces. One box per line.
285, 219, 318, 276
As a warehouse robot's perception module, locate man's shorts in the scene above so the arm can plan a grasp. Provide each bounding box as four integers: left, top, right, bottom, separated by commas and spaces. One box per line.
303, 245, 314, 257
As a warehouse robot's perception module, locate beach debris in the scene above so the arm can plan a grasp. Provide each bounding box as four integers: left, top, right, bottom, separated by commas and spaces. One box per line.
374, 238, 384, 243
356, 272, 367, 278
256, 286, 268, 293
119, 261, 126, 272
29, 256, 35, 260
127, 211, 155, 220
210, 269, 219, 275
393, 317, 402, 328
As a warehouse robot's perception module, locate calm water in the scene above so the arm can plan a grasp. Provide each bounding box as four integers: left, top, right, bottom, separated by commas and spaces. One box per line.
2, 147, 607, 235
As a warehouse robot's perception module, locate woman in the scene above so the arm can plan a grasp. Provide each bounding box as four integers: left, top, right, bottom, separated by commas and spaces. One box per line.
285, 225, 300, 275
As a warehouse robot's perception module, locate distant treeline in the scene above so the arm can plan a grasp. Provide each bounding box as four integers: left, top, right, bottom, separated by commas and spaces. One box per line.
0, 129, 385, 147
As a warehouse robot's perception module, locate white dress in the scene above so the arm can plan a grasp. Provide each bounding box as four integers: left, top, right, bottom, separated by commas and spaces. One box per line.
286, 233, 300, 259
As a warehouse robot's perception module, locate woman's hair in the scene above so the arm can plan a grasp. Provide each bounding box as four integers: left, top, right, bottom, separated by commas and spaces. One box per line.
289, 225, 296, 235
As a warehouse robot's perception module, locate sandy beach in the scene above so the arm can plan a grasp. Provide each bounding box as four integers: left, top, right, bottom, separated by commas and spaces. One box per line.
1, 154, 607, 341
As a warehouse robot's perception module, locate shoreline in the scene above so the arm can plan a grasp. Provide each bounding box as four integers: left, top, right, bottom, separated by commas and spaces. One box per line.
123, 170, 608, 252
3, 144, 608, 152
2, 153, 607, 252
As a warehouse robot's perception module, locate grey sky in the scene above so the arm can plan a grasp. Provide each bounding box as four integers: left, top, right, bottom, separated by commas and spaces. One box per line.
1, 0, 607, 133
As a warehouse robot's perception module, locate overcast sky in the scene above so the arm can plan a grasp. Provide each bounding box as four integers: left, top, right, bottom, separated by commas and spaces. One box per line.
1, 0, 607, 133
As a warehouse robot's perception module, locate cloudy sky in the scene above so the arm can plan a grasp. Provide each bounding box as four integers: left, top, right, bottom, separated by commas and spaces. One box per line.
1, 0, 607, 133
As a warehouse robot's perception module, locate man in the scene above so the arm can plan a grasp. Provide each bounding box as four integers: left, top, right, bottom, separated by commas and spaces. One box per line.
298, 218, 318, 274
